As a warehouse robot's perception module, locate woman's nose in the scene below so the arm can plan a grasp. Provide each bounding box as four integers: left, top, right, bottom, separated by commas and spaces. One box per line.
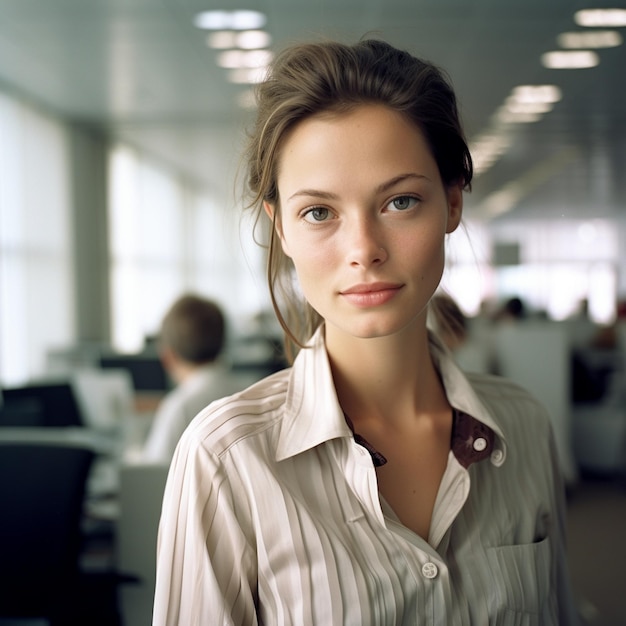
346, 217, 388, 268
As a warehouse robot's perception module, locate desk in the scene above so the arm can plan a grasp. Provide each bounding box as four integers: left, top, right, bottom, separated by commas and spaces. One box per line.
0, 426, 117, 453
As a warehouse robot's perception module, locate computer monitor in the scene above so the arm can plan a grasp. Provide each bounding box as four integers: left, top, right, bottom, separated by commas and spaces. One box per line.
0, 382, 85, 428
71, 369, 134, 432
0, 396, 43, 427
98, 355, 170, 391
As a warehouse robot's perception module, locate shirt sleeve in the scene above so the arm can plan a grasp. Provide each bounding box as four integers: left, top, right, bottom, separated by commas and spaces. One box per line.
152, 432, 258, 625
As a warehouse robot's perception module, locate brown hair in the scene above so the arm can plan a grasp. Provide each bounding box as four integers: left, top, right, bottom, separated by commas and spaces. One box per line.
243, 38, 473, 358
159, 294, 225, 364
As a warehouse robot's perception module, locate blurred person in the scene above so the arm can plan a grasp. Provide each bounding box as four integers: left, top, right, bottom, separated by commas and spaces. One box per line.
153, 39, 579, 624
143, 294, 243, 464
494, 295, 527, 323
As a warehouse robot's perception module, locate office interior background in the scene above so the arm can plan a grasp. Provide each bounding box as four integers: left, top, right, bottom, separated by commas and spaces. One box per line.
0, 0, 625, 625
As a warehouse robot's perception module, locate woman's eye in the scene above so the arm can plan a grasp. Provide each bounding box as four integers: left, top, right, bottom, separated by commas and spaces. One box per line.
387, 195, 419, 211
303, 207, 331, 223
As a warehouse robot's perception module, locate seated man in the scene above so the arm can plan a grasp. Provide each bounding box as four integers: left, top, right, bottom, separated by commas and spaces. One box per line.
143, 294, 244, 464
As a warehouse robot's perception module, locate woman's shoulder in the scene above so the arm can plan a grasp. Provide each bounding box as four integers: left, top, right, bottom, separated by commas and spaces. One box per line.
465, 370, 539, 402
464, 370, 552, 433
179, 367, 292, 457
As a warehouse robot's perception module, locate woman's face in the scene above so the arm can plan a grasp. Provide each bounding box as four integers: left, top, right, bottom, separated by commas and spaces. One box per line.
268, 104, 462, 341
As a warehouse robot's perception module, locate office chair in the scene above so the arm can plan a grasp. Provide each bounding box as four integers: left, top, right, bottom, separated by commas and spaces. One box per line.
0, 438, 94, 624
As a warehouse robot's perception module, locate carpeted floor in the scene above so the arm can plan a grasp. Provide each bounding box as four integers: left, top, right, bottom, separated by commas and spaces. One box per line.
566, 474, 626, 626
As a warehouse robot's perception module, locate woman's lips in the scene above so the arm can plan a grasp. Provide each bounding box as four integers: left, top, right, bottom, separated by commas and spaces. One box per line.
340, 283, 403, 307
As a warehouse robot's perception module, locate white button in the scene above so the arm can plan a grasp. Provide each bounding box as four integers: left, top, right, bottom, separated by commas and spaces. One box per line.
421, 562, 438, 579
473, 437, 487, 452
490, 448, 504, 465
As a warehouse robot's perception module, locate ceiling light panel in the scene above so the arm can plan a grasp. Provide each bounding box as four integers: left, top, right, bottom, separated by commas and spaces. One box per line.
541, 50, 600, 69
194, 10, 266, 30
504, 100, 554, 115
470, 83, 562, 176
207, 31, 238, 49
495, 108, 543, 124
574, 8, 626, 27
510, 85, 562, 104
557, 30, 623, 49
236, 30, 272, 49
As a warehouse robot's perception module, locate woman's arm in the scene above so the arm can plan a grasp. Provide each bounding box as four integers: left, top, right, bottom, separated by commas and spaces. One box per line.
152, 436, 258, 625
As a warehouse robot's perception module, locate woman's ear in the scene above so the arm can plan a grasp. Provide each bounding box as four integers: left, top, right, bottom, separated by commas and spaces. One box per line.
263, 201, 274, 221
445, 184, 463, 234
264, 201, 291, 257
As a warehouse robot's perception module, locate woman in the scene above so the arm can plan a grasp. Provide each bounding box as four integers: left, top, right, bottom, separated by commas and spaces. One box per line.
153, 39, 579, 625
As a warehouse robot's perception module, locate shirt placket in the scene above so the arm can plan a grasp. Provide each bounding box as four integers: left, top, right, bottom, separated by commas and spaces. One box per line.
383, 514, 453, 626
429, 453, 470, 548
343, 441, 449, 626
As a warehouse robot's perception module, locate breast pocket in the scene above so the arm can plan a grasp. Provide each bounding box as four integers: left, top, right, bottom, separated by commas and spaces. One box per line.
486, 535, 552, 623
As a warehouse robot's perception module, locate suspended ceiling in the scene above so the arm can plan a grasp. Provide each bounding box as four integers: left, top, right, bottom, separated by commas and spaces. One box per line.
0, 0, 624, 221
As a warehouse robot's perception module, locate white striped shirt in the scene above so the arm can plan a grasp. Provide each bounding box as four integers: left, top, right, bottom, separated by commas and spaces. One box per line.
153, 328, 579, 625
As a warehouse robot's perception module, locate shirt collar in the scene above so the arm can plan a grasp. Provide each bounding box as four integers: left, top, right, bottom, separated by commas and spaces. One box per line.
275, 326, 508, 462
181, 361, 225, 389
428, 331, 506, 439
276, 327, 352, 462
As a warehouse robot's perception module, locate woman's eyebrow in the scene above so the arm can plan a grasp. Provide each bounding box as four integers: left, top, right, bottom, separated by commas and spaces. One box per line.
287, 173, 431, 203
287, 188, 339, 202
375, 172, 431, 193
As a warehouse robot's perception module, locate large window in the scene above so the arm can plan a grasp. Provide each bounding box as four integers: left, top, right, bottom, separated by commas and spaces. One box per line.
187, 193, 268, 319
0, 93, 74, 385
444, 216, 619, 324
108, 146, 186, 352
108, 145, 266, 353
489, 218, 618, 324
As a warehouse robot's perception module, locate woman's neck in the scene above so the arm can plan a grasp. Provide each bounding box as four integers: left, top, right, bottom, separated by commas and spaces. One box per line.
325, 323, 449, 429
